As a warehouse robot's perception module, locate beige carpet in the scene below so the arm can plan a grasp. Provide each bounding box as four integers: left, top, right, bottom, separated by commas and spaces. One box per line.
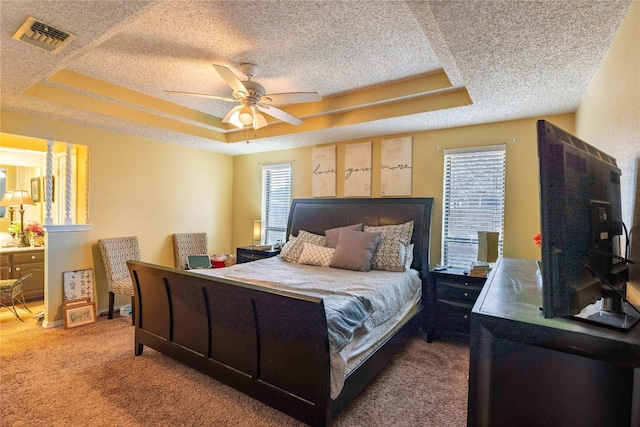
0, 309, 469, 426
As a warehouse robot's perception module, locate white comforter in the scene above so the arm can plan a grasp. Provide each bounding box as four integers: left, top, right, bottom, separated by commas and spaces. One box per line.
195, 256, 421, 398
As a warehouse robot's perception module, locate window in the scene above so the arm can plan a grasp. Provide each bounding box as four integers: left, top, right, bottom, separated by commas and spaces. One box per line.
261, 164, 291, 245
442, 145, 506, 268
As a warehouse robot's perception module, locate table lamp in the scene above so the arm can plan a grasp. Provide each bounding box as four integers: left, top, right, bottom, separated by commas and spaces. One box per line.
0, 191, 16, 223
252, 220, 263, 248
7, 190, 35, 246
477, 231, 499, 263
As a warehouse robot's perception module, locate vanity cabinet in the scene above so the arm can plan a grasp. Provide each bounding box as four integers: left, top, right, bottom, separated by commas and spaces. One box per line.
0, 248, 45, 301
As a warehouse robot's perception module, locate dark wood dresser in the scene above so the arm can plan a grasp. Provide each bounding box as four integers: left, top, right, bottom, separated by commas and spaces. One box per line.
0, 247, 45, 301
468, 257, 640, 427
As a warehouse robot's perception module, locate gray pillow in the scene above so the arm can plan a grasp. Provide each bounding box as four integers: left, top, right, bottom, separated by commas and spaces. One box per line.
324, 223, 364, 248
330, 229, 380, 272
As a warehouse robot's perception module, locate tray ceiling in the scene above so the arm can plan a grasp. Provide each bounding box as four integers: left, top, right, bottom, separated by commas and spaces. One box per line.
0, 1, 631, 155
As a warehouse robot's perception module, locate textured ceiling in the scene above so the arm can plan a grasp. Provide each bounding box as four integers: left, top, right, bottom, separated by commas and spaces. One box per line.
0, 0, 632, 155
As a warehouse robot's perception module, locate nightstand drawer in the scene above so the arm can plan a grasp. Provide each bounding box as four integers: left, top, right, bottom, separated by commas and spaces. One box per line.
436, 280, 483, 301
436, 299, 474, 332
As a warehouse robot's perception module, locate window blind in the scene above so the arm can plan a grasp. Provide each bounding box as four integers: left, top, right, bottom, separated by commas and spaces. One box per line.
442, 147, 506, 268
261, 164, 291, 245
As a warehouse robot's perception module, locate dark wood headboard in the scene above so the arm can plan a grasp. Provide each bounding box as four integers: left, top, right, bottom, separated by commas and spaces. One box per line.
286, 198, 434, 279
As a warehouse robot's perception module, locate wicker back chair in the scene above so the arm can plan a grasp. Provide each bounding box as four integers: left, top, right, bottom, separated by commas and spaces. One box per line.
98, 236, 140, 320
173, 233, 208, 269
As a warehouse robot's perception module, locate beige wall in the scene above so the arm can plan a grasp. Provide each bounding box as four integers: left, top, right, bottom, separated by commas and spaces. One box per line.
1, 110, 233, 324
576, 1, 639, 303
232, 114, 575, 266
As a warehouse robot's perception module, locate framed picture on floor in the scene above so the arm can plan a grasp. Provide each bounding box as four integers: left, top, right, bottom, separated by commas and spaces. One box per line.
63, 298, 96, 329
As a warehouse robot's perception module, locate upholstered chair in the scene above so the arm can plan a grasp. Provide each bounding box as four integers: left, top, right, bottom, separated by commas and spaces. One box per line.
98, 236, 140, 321
173, 233, 208, 269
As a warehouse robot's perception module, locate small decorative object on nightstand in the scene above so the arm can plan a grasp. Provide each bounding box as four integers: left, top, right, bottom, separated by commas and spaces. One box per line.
236, 246, 280, 264
426, 266, 487, 342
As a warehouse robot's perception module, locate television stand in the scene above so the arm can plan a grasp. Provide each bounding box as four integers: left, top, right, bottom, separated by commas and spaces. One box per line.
573, 295, 640, 331
468, 258, 640, 427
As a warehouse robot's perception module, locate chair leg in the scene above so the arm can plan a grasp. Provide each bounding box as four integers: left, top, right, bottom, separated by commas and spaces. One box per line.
16, 294, 32, 313
7, 302, 24, 322
130, 295, 135, 326
108, 292, 115, 319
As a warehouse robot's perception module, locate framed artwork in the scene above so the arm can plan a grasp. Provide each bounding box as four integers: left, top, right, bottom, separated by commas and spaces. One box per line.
63, 269, 94, 302
312, 146, 336, 197
30, 177, 41, 202
381, 136, 413, 196
344, 141, 372, 197
63, 298, 96, 329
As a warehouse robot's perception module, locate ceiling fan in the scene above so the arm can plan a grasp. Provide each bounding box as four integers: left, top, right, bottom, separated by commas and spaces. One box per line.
166, 63, 322, 130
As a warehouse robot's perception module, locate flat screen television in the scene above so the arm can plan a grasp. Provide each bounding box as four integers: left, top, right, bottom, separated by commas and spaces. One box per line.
537, 120, 638, 331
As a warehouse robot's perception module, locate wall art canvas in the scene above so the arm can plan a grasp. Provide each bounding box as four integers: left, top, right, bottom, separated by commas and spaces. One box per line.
344, 141, 372, 197
312, 146, 336, 197
63, 268, 94, 302
381, 136, 412, 196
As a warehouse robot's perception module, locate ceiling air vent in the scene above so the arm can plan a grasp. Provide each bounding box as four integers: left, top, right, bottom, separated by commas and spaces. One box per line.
12, 17, 76, 54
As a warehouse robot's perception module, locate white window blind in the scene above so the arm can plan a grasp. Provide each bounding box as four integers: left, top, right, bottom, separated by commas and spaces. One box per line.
442, 146, 506, 268
261, 164, 291, 245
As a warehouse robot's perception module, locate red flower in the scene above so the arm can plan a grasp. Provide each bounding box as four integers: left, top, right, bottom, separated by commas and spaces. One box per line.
532, 233, 541, 247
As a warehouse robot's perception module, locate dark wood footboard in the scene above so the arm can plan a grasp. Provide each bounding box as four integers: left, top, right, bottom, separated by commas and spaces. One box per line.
127, 197, 433, 425
128, 261, 332, 426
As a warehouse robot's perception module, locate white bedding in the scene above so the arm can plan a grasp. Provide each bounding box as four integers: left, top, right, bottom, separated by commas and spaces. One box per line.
195, 256, 422, 398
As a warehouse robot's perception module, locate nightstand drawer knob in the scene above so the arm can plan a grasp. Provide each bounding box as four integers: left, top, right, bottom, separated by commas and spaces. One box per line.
15, 267, 20, 271
31, 255, 36, 260
464, 282, 469, 287
464, 314, 468, 319
464, 292, 469, 297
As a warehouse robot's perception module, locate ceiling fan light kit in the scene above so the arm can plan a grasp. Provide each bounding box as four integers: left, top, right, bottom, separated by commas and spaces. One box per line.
167, 63, 321, 131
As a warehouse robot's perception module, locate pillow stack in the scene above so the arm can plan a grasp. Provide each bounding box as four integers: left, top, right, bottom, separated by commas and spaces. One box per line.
279, 220, 414, 273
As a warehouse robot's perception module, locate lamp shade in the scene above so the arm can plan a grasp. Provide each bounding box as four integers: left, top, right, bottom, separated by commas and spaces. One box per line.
253, 220, 263, 242
0, 191, 14, 207
477, 231, 499, 263
7, 190, 34, 206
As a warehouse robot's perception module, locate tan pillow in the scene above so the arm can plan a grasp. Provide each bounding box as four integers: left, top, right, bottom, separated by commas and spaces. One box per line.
298, 242, 335, 267
280, 230, 326, 263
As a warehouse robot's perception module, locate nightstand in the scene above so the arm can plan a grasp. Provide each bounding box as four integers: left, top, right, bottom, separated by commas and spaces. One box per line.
426, 267, 487, 342
236, 246, 281, 263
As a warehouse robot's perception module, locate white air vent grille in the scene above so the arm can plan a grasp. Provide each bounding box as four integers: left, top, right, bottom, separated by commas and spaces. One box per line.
12, 17, 76, 54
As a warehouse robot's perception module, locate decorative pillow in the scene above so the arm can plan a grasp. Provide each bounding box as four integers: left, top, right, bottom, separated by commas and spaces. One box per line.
364, 221, 414, 272
278, 234, 296, 259
298, 242, 335, 267
330, 229, 380, 272
405, 243, 415, 270
280, 230, 326, 263
324, 223, 364, 248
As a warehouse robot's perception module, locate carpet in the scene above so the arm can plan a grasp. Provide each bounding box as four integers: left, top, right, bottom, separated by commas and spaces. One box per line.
0, 313, 469, 426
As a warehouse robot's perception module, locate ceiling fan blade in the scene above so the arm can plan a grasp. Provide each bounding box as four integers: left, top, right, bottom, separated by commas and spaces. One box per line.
260, 92, 322, 106
213, 64, 247, 95
253, 111, 268, 129
256, 104, 303, 126
222, 105, 243, 123
164, 90, 237, 102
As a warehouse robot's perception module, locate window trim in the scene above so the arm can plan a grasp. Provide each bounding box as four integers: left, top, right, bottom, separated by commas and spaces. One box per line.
441, 145, 506, 268
261, 163, 292, 245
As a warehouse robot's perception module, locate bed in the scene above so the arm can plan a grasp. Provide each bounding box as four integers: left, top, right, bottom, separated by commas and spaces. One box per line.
127, 197, 433, 426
